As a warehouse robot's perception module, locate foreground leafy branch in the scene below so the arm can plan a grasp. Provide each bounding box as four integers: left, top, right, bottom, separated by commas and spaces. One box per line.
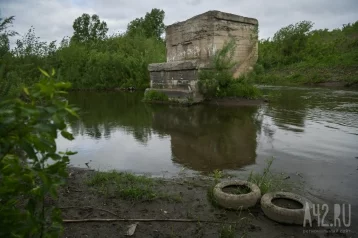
0, 69, 78, 237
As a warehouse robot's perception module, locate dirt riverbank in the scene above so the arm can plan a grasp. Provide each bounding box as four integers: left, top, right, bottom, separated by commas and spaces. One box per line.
58, 167, 354, 238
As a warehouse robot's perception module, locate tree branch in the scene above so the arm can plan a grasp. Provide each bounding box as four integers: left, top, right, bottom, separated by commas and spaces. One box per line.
63, 218, 241, 224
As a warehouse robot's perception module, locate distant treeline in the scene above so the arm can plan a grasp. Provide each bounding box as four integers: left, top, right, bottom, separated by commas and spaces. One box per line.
1, 12, 357, 97
0, 9, 166, 97
254, 20, 358, 85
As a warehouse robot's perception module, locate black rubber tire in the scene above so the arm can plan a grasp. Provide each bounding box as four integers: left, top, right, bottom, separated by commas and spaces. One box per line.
260, 192, 313, 225
213, 180, 261, 209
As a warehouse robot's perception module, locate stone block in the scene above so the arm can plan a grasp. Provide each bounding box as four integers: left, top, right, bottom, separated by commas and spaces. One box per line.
148, 10, 258, 102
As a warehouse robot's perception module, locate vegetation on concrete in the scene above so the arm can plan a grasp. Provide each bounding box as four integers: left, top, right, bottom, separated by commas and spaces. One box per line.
198, 39, 262, 100
0, 9, 166, 97
143, 90, 169, 102
253, 20, 358, 86
0, 69, 78, 237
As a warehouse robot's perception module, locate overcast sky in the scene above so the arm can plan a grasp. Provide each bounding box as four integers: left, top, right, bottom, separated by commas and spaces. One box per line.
1, 0, 357, 44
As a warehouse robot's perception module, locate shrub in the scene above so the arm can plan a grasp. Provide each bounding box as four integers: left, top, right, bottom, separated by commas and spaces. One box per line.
0, 69, 78, 237
198, 39, 261, 99
256, 20, 358, 85
226, 81, 262, 99
143, 90, 169, 101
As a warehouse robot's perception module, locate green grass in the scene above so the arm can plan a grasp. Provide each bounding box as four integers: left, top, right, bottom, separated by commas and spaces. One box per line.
211, 169, 223, 183
247, 157, 291, 194
220, 225, 235, 238
225, 81, 262, 99
87, 171, 154, 200
143, 90, 169, 102
253, 65, 358, 86
87, 170, 183, 202
207, 186, 219, 207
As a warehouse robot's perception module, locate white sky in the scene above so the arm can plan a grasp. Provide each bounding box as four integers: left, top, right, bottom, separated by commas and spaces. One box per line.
1, 0, 357, 44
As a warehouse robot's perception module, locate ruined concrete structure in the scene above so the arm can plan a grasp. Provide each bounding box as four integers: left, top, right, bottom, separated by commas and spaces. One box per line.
147, 10, 258, 101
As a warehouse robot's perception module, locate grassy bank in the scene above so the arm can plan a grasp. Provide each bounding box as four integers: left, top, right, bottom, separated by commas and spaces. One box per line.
253, 20, 358, 86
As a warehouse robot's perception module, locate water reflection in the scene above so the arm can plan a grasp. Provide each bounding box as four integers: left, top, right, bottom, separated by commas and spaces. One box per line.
261, 88, 307, 133
64, 92, 260, 172
60, 88, 358, 176
151, 105, 259, 172
66, 92, 153, 143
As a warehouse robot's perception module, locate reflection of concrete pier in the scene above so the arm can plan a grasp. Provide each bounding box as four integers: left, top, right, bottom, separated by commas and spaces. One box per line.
151, 105, 259, 172
147, 11, 259, 102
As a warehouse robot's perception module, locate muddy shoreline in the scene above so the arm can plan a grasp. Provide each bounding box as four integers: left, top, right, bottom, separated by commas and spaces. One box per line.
57, 167, 354, 238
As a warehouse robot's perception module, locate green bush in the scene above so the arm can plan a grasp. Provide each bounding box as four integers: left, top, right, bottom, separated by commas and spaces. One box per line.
226, 81, 262, 99
198, 39, 261, 99
256, 20, 358, 85
0, 10, 166, 97
0, 69, 78, 237
143, 90, 169, 101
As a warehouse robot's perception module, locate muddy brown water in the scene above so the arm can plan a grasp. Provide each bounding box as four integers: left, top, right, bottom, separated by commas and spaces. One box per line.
272, 198, 304, 209
222, 185, 251, 194
58, 85, 358, 229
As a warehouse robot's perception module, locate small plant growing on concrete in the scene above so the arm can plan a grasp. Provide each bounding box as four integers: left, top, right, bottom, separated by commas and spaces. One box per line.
143, 90, 169, 102
198, 39, 262, 99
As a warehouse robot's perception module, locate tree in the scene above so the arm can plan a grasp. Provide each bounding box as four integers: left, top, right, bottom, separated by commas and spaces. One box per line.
72, 13, 108, 43
0, 16, 18, 56
13, 26, 48, 57
272, 21, 313, 63
126, 8, 165, 40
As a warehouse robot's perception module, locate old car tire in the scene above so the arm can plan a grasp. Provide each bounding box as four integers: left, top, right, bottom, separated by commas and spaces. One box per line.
213, 180, 261, 209
260, 192, 313, 225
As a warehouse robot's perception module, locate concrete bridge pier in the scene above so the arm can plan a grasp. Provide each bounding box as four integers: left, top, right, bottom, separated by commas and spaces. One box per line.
146, 10, 258, 103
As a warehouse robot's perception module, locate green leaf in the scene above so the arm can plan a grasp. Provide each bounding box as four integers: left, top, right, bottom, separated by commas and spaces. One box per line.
65, 150, 77, 156
55, 82, 71, 89
23, 87, 29, 95
51, 68, 55, 76
61, 130, 74, 140
20, 140, 37, 159
65, 107, 79, 118
38, 68, 50, 78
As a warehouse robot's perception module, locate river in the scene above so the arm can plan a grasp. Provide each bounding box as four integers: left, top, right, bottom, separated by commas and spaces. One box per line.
57, 85, 358, 225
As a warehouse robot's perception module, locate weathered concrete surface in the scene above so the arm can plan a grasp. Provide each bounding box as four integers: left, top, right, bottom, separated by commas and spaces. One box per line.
148, 60, 199, 71
149, 60, 199, 91
147, 10, 258, 102
145, 88, 203, 103
165, 10, 258, 77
